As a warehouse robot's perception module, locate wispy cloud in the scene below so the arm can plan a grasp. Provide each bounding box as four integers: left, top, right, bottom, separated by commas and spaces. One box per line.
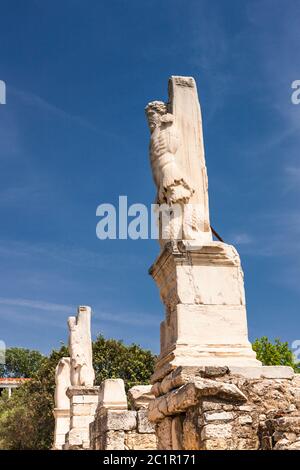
0, 109, 21, 158
0, 85, 101, 162
0, 239, 144, 271
0, 297, 73, 313
285, 166, 300, 190
0, 297, 157, 330
94, 310, 157, 327
0, 184, 48, 207
231, 210, 300, 258
9, 86, 98, 133
246, 124, 300, 161
230, 233, 254, 245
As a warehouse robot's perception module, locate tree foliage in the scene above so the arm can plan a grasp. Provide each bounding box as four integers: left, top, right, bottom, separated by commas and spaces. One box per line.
0, 347, 68, 449
0, 347, 45, 378
93, 335, 155, 391
252, 336, 300, 372
0, 336, 155, 449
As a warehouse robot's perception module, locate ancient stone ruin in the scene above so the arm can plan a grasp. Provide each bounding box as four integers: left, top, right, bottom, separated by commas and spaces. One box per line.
146, 76, 260, 378
68, 305, 95, 388
53, 357, 71, 450
90, 380, 157, 450
53, 306, 99, 450
53, 76, 300, 451
145, 76, 300, 451
148, 365, 300, 450
53, 307, 156, 450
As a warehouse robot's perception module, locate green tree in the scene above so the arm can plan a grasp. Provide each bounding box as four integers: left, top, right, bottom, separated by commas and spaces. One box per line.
0, 346, 68, 450
93, 335, 156, 390
252, 336, 300, 372
0, 336, 155, 449
0, 347, 45, 378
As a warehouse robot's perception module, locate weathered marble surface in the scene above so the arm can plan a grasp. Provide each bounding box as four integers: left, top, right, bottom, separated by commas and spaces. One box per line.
146, 77, 261, 381
128, 385, 155, 410
54, 357, 71, 409
68, 306, 95, 387
145, 76, 212, 245
53, 357, 71, 450
98, 379, 128, 411
150, 241, 261, 382
54, 305, 96, 450
64, 386, 99, 450
53, 409, 70, 450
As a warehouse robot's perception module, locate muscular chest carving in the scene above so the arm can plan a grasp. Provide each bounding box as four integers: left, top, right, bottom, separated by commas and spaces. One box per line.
150, 126, 179, 159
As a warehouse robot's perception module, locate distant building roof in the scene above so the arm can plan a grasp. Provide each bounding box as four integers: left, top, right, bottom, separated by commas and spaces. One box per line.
0, 378, 31, 384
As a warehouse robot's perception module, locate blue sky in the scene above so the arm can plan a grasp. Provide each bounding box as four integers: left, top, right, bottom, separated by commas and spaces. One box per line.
0, 0, 300, 355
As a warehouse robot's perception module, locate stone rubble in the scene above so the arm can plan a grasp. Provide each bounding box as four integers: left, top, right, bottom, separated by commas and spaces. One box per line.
148, 366, 300, 450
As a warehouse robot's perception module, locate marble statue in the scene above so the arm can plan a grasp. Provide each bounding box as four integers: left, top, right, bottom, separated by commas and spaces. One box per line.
146, 77, 261, 382
145, 100, 194, 206
68, 306, 95, 387
145, 76, 212, 245
54, 357, 71, 409
53, 357, 71, 449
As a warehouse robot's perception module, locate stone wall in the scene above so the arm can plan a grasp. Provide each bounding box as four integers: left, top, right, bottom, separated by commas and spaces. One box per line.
90, 408, 157, 450
148, 366, 300, 450
90, 381, 157, 450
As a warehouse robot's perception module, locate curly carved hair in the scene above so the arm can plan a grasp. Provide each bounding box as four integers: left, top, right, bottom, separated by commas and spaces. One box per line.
145, 100, 167, 116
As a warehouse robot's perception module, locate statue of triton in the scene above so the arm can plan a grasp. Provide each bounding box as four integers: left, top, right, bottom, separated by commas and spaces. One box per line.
145, 76, 212, 245
146, 77, 261, 383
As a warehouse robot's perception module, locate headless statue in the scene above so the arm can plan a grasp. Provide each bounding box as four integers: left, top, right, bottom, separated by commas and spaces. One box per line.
54, 357, 71, 409
68, 306, 95, 387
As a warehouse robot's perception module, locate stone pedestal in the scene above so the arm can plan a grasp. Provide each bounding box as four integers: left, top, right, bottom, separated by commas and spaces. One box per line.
150, 241, 261, 382
148, 366, 300, 450
52, 408, 70, 450
90, 379, 157, 450
98, 378, 127, 410
64, 386, 99, 450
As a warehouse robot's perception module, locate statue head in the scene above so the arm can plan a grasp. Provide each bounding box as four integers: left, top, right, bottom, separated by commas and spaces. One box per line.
145, 101, 167, 132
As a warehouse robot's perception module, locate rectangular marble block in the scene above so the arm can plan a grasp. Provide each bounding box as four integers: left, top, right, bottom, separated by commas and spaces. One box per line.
97, 410, 137, 432
228, 366, 294, 379
161, 304, 251, 353
176, 264, 245, 306
150, 242, 261, 382
67, 386, 99, 400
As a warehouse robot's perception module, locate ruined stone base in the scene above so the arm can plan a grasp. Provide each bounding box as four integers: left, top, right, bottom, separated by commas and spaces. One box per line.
90, 409, 157, 450
152, 344, 261, 383
63, 386, 99, 450
52, 408, 70, 450
89, 379, 157, 450
148, 366, 300, 450
149, 241, 261, 383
